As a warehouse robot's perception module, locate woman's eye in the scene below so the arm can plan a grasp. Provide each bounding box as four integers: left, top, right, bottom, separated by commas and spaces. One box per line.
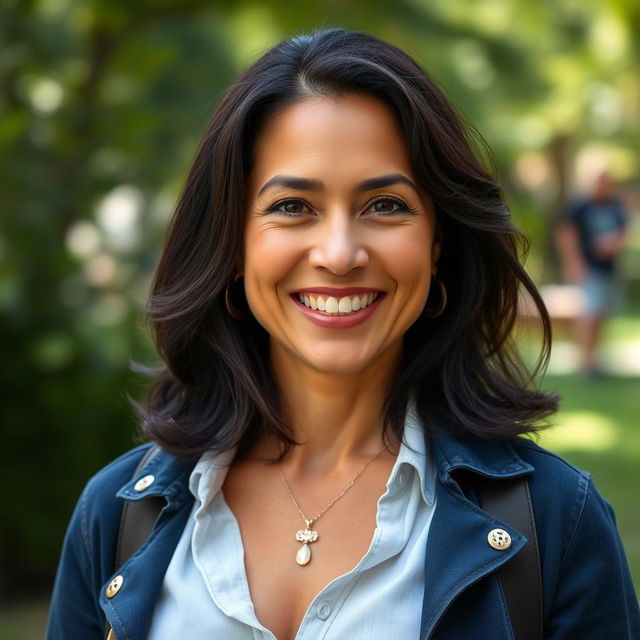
268, 199, 308, 216
368, 198, 409, 215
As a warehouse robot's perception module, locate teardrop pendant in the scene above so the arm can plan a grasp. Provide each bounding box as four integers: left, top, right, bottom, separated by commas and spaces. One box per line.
296, 543, 311, 566
294, 523, 318, 566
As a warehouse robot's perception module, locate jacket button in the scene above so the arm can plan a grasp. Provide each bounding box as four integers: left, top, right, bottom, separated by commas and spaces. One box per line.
134, 474, 155, 492
105, 575, 124, 598
107, 628, 116, 640
488, 528, 511, 550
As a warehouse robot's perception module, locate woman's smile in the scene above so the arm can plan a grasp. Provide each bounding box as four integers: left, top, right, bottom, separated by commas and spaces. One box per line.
294, 289, 382, 315
291, 289, 387, 329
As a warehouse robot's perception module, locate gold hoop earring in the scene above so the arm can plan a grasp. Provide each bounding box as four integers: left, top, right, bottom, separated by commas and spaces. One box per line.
423, 276, 447, 319
224, 277, 246, 319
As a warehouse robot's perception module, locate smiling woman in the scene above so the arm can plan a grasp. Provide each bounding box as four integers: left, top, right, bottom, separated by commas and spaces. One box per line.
47, 28, 639, 640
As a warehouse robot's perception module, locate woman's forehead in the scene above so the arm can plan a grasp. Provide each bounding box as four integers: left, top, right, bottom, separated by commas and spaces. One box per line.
248, 94, 415, 192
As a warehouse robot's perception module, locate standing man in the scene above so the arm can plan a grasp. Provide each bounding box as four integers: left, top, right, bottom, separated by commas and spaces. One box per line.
556, 170, 629, 377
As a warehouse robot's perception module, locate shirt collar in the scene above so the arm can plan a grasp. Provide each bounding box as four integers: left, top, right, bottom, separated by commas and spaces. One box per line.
189, 447, 236, 509
119, 412, 532, 509
387, 403, 436, 506
187, 405, 440, 510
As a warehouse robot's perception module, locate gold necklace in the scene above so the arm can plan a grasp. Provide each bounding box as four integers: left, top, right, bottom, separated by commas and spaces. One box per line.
278, 448, 385, 566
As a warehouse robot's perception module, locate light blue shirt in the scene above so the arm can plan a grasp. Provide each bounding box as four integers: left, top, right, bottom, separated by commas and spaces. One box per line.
147, 408, 437, 639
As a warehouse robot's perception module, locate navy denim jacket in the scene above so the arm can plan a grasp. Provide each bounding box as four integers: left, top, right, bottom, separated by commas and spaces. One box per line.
47, 435, 640, 639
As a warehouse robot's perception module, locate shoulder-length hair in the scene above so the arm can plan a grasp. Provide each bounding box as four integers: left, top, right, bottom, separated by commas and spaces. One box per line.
137, 28, 557, 461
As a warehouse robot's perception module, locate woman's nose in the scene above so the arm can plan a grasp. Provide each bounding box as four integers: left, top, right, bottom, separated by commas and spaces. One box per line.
307, 216, 369, 275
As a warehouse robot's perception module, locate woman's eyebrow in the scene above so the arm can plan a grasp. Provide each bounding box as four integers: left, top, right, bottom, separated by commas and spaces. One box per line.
258, 175, 323, 196
356, 174, 419, 193
257, 173, 419, 196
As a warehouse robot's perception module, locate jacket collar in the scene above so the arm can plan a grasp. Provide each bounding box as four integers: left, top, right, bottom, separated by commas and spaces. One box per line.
116, 444, 195, 505
432, 433, 534, 483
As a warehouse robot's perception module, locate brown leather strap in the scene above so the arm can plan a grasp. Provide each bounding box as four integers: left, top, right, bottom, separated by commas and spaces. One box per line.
114, 445, 164, 571
478, 477, 543, 640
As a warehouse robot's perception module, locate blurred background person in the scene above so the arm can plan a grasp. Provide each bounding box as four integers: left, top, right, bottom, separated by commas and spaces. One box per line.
555, 169, 629, 378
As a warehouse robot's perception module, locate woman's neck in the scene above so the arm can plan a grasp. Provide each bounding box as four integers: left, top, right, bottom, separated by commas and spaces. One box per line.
260, 344, 401, 474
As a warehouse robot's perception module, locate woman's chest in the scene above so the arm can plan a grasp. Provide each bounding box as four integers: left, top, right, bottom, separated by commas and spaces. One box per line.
221, 462, 389, 640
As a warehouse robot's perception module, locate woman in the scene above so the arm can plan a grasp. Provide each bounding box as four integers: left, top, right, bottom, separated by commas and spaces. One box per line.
47, 29, 639, 639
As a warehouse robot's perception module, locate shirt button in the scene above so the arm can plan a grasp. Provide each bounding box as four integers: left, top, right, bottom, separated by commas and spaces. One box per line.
396, 471, 406, 487
105, 575, 124, 598
134, 474, 155, 492
316, 601, 332, 620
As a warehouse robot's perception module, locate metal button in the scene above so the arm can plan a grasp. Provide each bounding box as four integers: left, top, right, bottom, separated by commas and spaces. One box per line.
134, 474, 155, 492
107, 628, 116, 640
316, 601, 332, 620
488, 528, 511, 550
105, 575, 124, 598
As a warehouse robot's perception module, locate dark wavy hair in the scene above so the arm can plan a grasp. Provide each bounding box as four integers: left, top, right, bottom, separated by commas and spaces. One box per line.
136, 28, 557, 461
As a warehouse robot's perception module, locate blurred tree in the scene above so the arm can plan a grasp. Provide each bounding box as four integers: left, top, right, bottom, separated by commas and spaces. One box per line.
0, 0, 238, 595
0, 0, 637, 596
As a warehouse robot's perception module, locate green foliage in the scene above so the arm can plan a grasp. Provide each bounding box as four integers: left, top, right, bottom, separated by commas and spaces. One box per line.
1, 0, 638, 597
0, 0, 237, 594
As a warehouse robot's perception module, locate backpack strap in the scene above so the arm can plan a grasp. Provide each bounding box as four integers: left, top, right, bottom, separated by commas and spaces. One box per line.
478, 476, 543, 640
114, 444, 165, 571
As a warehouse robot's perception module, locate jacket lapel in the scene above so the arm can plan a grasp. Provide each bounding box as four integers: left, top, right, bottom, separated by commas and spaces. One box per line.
419, 435, 534, 639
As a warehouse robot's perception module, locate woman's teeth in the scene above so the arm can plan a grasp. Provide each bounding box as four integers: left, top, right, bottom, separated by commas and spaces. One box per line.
297, 292, 379, 315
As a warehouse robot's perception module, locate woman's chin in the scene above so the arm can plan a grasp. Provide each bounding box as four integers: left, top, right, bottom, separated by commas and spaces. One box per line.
308, 359, 372, 376
300, 344, 400, 378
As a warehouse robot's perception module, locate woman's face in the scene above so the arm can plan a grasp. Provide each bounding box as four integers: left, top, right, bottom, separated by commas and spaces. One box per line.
243, 93, 440, 377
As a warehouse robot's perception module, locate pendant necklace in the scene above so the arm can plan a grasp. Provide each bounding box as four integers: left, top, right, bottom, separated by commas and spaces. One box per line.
278, 448, 385, 566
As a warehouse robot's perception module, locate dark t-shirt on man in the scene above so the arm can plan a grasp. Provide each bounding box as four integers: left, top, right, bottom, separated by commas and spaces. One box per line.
566, 197, 627, 273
